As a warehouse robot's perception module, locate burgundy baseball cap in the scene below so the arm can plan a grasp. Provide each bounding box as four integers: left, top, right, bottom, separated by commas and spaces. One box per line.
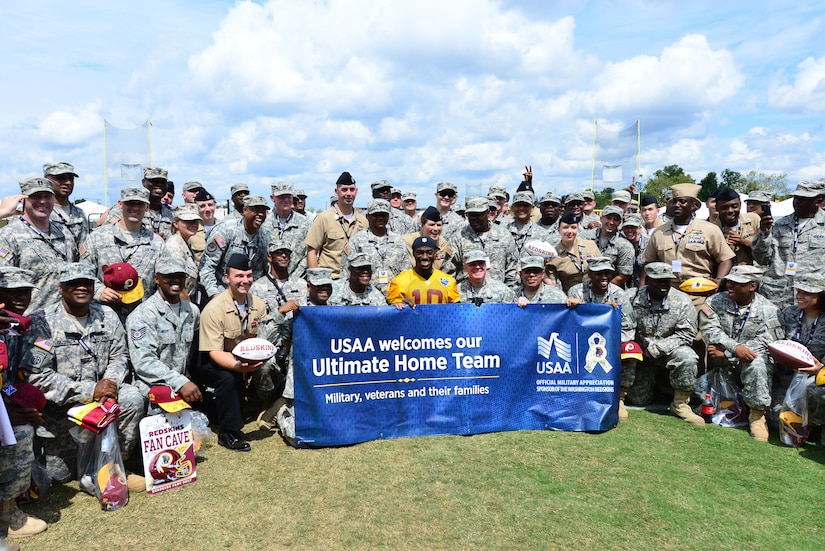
103, 263, 144, 304
2, 383, 47, 411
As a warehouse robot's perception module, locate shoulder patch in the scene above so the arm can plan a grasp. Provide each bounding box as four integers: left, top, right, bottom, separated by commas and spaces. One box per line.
206, 242, 217, 253
110, 217, 120, 225
33, 336, 54, 352
0, 246, 8, 258
700, 304, 714, 317
78, 242, 87, 256
130, 327, 147, 342
215, 236, 226, 249
343, 245, 351, 256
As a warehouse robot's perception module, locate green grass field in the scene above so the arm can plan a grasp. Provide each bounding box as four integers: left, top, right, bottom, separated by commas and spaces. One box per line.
15, 408, 825, 551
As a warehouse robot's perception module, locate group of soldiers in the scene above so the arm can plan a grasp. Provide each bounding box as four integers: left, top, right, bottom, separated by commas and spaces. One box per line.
1, 160, 825, 546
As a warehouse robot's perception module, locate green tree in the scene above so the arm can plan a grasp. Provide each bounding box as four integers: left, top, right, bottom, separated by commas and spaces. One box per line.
720, 169, 743, 189
738, 170, 790, 199
594, 187, 614, 209
641, 165, 694, 203
698, 172, 718, 201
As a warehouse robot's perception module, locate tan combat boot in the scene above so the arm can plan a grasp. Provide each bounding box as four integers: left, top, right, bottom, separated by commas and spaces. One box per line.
669, 390, 705, 426
618, 389, 629, 421
748, 408, 769, 442
0, 498, 47, 538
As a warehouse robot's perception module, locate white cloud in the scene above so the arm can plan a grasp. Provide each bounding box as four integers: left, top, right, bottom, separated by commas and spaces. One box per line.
769, 56, 825, 112
36, 103, 103, 146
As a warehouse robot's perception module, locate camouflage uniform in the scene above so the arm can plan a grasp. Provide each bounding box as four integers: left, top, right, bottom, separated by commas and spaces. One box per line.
162, 233, 200, 298
51, 202, 91, 246
20, 301, 145, 482
198, 218, 269, 297
504, 219, 555, 257
458, 278, 516, 304
447, 224, 519, 289
328, 278, 387, 306
341, 229, 412, 295
261, 211, 312, 278
513, 282, 567, 304
578, 228, 635, 282
0, 218, 77, 314
103, 203, 175, 240
751, 209, 825, 309
626, 232, 650, 289
778, 303, 825, 426
388, 208, 415, 236
628, 286, 699, 405
698, 291, 783, 409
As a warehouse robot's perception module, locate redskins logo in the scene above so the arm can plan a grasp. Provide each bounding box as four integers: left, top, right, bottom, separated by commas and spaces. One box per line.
122, 278, 135, 290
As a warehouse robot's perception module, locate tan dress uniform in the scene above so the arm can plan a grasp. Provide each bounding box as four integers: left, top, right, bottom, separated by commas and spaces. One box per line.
545, 237, 600, 293
304, 206, 368, 279
402, 232, 452, 271
714, 211, 761, 266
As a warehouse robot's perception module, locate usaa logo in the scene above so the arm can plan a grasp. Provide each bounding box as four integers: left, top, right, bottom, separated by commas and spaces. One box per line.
536, 332, 572, 374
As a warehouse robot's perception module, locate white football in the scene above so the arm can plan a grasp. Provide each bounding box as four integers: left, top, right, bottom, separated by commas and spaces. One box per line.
232, 338, 277, 361
768, 340, 815, 369
524, 240, 557, 259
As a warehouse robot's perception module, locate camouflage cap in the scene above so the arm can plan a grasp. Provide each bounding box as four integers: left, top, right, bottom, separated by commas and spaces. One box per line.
611, 190, 632, 203
670, 183, 702, 203
294, 189, 307, 198
183, 181, 203, 192
486, 197, 498, 209
271, 181, 294, 197
582, 190, 595, 201
173, 204, 202, 221
231, 183, 250, 196
601, 205, 624, 219
348, 252, 372, 268
390, 187, 402, 196
519, 256, 545, 271
792, 180, 825, 198
587, 256, 614, 273
19, 177, 55, 196
437, 181, 458, 193
243, 195, 270, 209
0, 266, 36, 289
370, 180, 392, 192
793, 275, 825, 294
454, 203, 466, 213
725, 265, 764, 284
121, 186, 150, 204
402, 192, 417, 202
564, 193, 585, 204
644, 262, 675, 280
306, 268, 334, 286
43, 162, 78, 178
268, 238, 293, 253
58, 262, 97, 283
512, 192, 534, 205
745, 190, 773, 203
144, 167, 168, 181
539, 192, 562, 205
463, 249, 489, 265
465, 197, 490, 214
488, 185, 507, 199
620, 213, 644, 228
367, 199, 391, 215
155, 256, 187, 276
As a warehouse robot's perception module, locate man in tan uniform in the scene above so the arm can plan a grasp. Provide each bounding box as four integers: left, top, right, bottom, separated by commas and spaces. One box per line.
713, 187, 761, 266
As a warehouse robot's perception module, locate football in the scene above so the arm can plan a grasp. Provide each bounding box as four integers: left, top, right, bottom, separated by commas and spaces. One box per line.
678, 277, 719, 295
768, 340, 815, 369
232, 337, 277, 361
524, 240, 557, 259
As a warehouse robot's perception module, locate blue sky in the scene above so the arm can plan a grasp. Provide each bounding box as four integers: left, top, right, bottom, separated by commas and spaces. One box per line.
2, 0, 823, 209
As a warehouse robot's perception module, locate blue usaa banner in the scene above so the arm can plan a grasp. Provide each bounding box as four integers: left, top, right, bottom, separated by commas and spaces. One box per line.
293, 303, 621, 447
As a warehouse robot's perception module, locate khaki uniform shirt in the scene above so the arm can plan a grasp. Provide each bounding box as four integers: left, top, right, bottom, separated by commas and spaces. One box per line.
546, 238, 600, 293
402, 233, 452, 271
199, 289, 267, 353
305, 206, 368, 279
714, 211, 761, 266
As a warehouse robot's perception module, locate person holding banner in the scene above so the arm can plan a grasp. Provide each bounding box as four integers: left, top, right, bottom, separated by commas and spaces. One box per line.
566, 257, 636, 419
458, 250, 515, 305
328, 253, 387, 306
387, 236, 459, 308
514, 256, 566, 307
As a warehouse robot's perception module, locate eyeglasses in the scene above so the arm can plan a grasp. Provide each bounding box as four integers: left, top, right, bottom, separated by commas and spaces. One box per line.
438, 191, 456, 198
272, 250, 291, 256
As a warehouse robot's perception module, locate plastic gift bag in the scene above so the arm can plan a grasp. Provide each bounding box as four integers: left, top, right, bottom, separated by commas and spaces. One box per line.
694, 368, 748, 428
73, 424, 129, 511
16, 455, 51, 505
779, 372, 811, 447
189, 410, 214, 458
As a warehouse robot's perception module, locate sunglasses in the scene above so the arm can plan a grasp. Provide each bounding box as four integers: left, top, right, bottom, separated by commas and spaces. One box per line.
438, 191, 456, 198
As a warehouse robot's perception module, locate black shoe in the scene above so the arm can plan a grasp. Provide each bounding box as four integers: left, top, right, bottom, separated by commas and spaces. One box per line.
218, 431, 251, 452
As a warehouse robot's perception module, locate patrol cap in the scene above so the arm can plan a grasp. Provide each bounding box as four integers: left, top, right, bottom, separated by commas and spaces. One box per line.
391, 187, 402, 197
43, 162, 78, 178
120, 186, 150, 204
670, 183, 702, 204
519, 256, 545, 271
402, 192, 417, 202
463, 249, 489, 265
412, 236, 436, 251
370, 180, 391, 192
663, 189, 673, 201
19, 177, 55, 196
620, 213, 644, 228
454, 203, 466, 214
194, 189, 215, 202
103, 263, 144, 304
366, 199, 391, 215
348, 252, 372, 268
644, 262, 675, 280
0, 267, 36, 289
173, 204, 202, 221
243, 195, 270, 209
488, 185, 507, 199
611, 190, 632, 203
487, 197, 498, 209
539, 192, 562, 205
271, 181, 294, 197
792, 180, 825, 198
725, 265, 764, 284
601, 205, 624, 219
582, 190, 595, 201
306, 268, 334, 287
144, 167, 168, 181
231, 183, 250, 196
421, 206, 441, 222
268, 238, 293, 253
294, 189, 307, 198
329, 195, 338, 205
793, 275, 825, 294
512, 192, 534, 205
226, 253, 251, 271
58, 262, 97, 284
465, 197, 490, 214
183, 181, 203, 193
155, 256, 187, 276
587, 256, 614, 273
336, 171, 356, 187
437, 181, 458, 193
564, 193, 584, 204
745, 190, 773, 203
